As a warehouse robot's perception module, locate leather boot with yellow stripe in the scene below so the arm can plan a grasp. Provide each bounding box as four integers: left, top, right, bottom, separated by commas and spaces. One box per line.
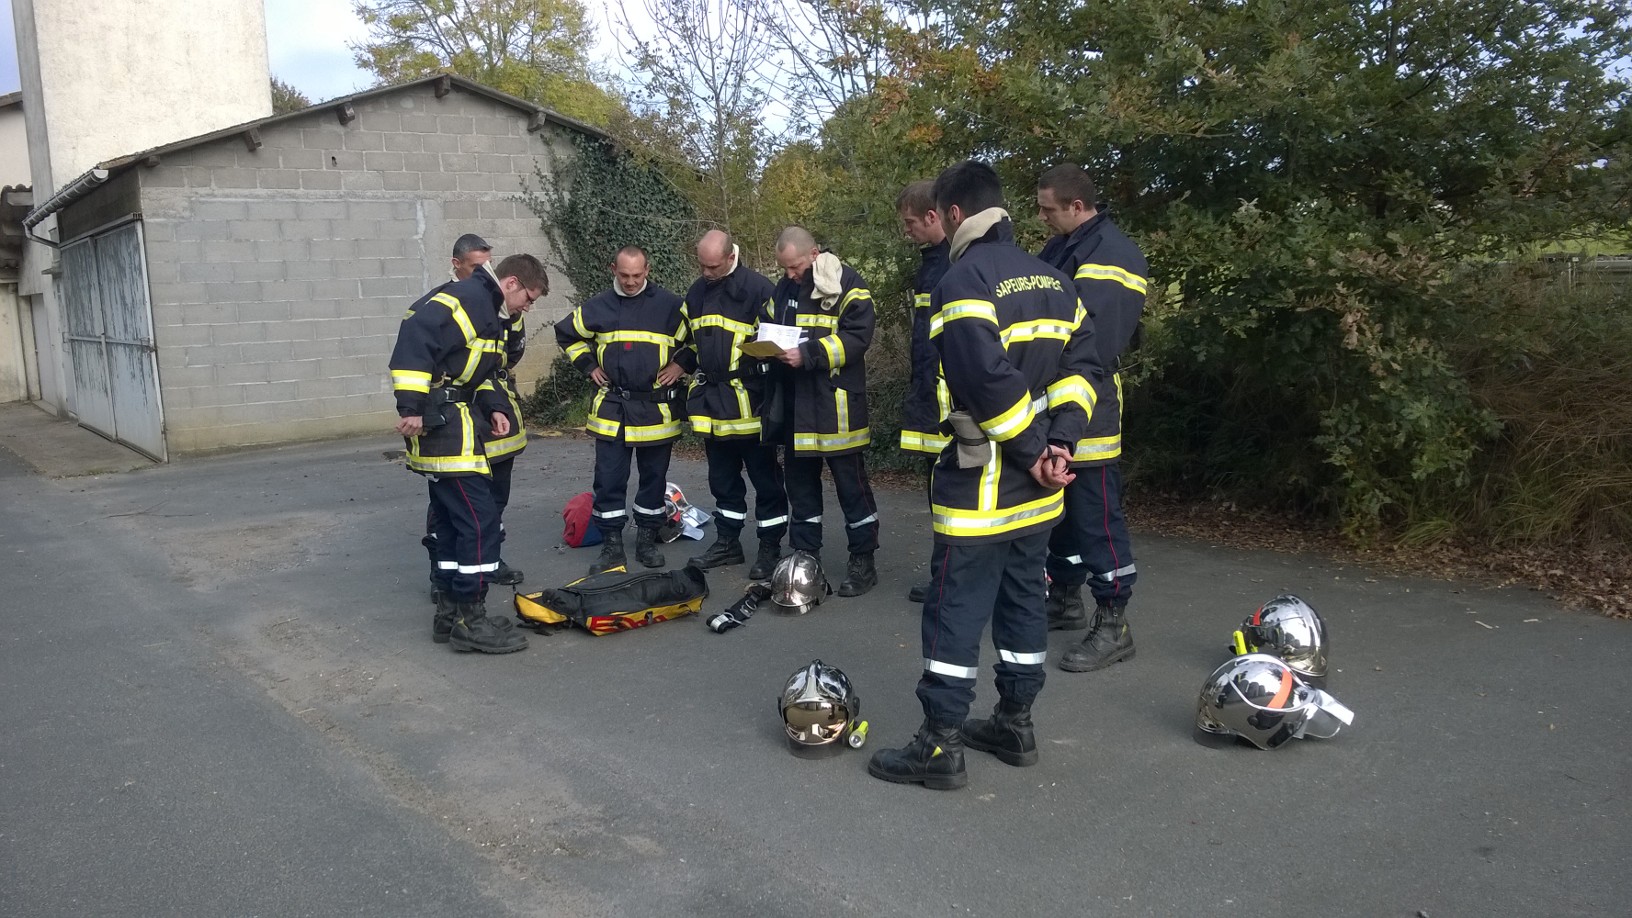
867, 721, 967, 790
1059, 601, 1135, 672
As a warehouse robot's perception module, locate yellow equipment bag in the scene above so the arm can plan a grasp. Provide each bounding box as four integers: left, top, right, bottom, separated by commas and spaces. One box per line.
514, 565, 709, 636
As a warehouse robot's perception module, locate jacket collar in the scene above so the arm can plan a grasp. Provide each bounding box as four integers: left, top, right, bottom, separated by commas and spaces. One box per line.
950, 207, 1013, 260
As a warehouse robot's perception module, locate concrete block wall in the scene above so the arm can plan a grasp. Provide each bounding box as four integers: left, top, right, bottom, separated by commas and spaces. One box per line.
131, 84, 579, 453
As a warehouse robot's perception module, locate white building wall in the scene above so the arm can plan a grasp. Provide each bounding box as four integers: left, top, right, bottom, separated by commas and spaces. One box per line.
0, 104, 28, 186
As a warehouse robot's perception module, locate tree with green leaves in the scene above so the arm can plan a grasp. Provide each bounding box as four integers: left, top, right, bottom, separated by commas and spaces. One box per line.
350, 0, 624, 125
846, 0, 1632, 537
270, 76, 312, 114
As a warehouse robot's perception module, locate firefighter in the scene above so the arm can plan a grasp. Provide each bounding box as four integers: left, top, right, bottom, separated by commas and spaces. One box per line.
390, 253, 548, 654
895, 181, 952, 605
680, 230, 789, 579
1034, 164, 1148, 673
767, 226, 880, 598
421, 234, 526, 599
555, 246, 691, 575
868, 160, 1100, 789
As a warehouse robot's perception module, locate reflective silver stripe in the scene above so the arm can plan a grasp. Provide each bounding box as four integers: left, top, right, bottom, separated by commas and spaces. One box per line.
718, 508, 748, 520
998, 649, 1047, 665
1094, 563, 1138, 581
593, 509, 627, 519
436, 561, 459, 570
798, 516, 822, 524
924, 658, 979, 679
499, 522, 506, 533
757, 515, 789, 528
847, 513, 879, 528
633, 504, 665, 516
1060, 554, 1084, 565
458, 562, 500, 574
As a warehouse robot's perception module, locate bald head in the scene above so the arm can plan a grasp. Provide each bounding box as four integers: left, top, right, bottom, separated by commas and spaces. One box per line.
697, 229, 737, 281
776, 225, 817, 256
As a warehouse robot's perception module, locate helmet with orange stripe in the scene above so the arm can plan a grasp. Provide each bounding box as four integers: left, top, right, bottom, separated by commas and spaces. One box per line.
1232, 594, 1328, 684
1194, 653, 1353, 750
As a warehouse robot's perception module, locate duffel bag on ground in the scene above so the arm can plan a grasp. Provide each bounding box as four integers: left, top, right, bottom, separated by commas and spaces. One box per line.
514, 564, 709, 636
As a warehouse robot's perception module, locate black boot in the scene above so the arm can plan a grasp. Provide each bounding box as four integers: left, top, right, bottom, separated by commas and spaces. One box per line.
689, 531, 744, 569
962, 698, 1038, 767
1046, 581, 1088, 631
867, 721, 968, 790
747, 540, 781, 580
837, 552, 877, 597
432, 593, 456, 644
448, 601, 529, 654
1059, 602, 1135, 672
590, 529, 626, 575
635, 527, 665, 569
493, 561, 524, 586
907, 580, 931, 603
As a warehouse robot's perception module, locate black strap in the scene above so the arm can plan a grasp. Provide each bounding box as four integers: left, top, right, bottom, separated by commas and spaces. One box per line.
609, 386, 682, 402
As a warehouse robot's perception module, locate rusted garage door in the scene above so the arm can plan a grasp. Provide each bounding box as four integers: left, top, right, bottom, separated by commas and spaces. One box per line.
59, 221, 165, 460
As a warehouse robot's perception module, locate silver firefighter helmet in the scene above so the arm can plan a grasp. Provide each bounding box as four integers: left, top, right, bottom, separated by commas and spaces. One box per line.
1232, 594, 1328, 681
770, 550, 829, 614
778, 659, 866, 757
1194, 653, 1353, 750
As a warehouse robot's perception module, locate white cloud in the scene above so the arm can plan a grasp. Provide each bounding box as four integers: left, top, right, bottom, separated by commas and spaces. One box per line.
264, 0, 374, 102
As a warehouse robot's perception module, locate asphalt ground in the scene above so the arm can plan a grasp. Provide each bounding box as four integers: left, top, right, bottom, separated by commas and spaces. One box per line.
1, 432, 1627, 917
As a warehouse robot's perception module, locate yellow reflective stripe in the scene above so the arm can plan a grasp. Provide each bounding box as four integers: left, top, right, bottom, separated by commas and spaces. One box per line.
565, 341, 591, 361
1047, 374, 1097, 416
797, 313, 839, 331
793, 428, 872, 452
1072, 435, 1121, 462
572, 308, 591, 339
1001, 319, 1075, 348
624, 420, 682, 443
690, 415, 763, 437
913, 293, 932, 309
982, 392, 1036, 442
839, 288, 871, 310
899, 430, 951, 453
430, 293, 477, 343
485, 428, 528, 458
937, 377, 950, 420
821, 335, 845, 367
407, 453, 490, 474
597, 330, 676, 347
930, 299, 999, 337
836, 388, 850, 433
586, 416, 621, 437
691, 314, 756, 336
1076, 263, 1148, 295
392, 369, 431, 393
734, 384, 751, 420
932, 491, 1064, 538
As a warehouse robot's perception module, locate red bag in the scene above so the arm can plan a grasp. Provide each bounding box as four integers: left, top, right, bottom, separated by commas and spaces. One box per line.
561, 492, 603, 547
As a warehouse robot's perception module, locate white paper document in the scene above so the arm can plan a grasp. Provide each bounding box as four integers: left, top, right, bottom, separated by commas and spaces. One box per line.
755, 322, 804, 349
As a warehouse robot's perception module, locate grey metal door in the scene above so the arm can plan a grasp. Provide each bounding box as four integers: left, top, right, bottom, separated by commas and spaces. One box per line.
60, 221, 166, 460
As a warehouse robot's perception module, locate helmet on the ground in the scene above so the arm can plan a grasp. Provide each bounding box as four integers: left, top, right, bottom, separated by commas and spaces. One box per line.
1194, 653, 1353, 750
778, 659, 863, 757
1233, 594, 1328, 681
770, 550, 828, 614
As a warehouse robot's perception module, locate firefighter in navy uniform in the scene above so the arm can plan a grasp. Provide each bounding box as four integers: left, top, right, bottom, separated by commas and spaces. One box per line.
390, 253, 549, 654
869, 160, 1101, 790
481, 266, 536, 579
421, 234, 527, 597
555, 246, 691, 575
895, 181, 952, 604
681, 230, 789, 579
767, 226, 880, 598
1034, 164, 1148, 673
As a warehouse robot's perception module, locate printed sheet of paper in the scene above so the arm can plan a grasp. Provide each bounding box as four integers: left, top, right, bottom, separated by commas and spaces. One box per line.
739, 322, 804, 357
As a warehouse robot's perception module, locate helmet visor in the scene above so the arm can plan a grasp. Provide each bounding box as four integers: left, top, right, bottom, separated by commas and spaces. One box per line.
1302, 688, 1354, 738
783, 700, 847, 745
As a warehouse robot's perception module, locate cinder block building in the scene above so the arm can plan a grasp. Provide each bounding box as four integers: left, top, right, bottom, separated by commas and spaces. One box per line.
28, 74, 588, 458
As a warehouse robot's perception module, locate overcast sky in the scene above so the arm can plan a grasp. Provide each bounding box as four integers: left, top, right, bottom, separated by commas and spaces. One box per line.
0, 0, 624, 102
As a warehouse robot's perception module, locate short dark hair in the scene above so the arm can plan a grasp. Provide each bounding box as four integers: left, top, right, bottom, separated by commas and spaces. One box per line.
495, 254, 548, 294
613, 245, 650, 268
1037, 164, 1098, 209
452, 233, 491, 258
933, 160, 1005, 215
896, 180, 937, 217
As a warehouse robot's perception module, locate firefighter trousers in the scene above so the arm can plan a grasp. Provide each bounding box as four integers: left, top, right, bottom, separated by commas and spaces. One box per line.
592, 439, 673, 534
425, 474, 501, 602
425, 457, 513, 576
917, 530, 1050, 727
704, 438, 788, 544
784, 450, 879, 555
1046, 461, 1137, 607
